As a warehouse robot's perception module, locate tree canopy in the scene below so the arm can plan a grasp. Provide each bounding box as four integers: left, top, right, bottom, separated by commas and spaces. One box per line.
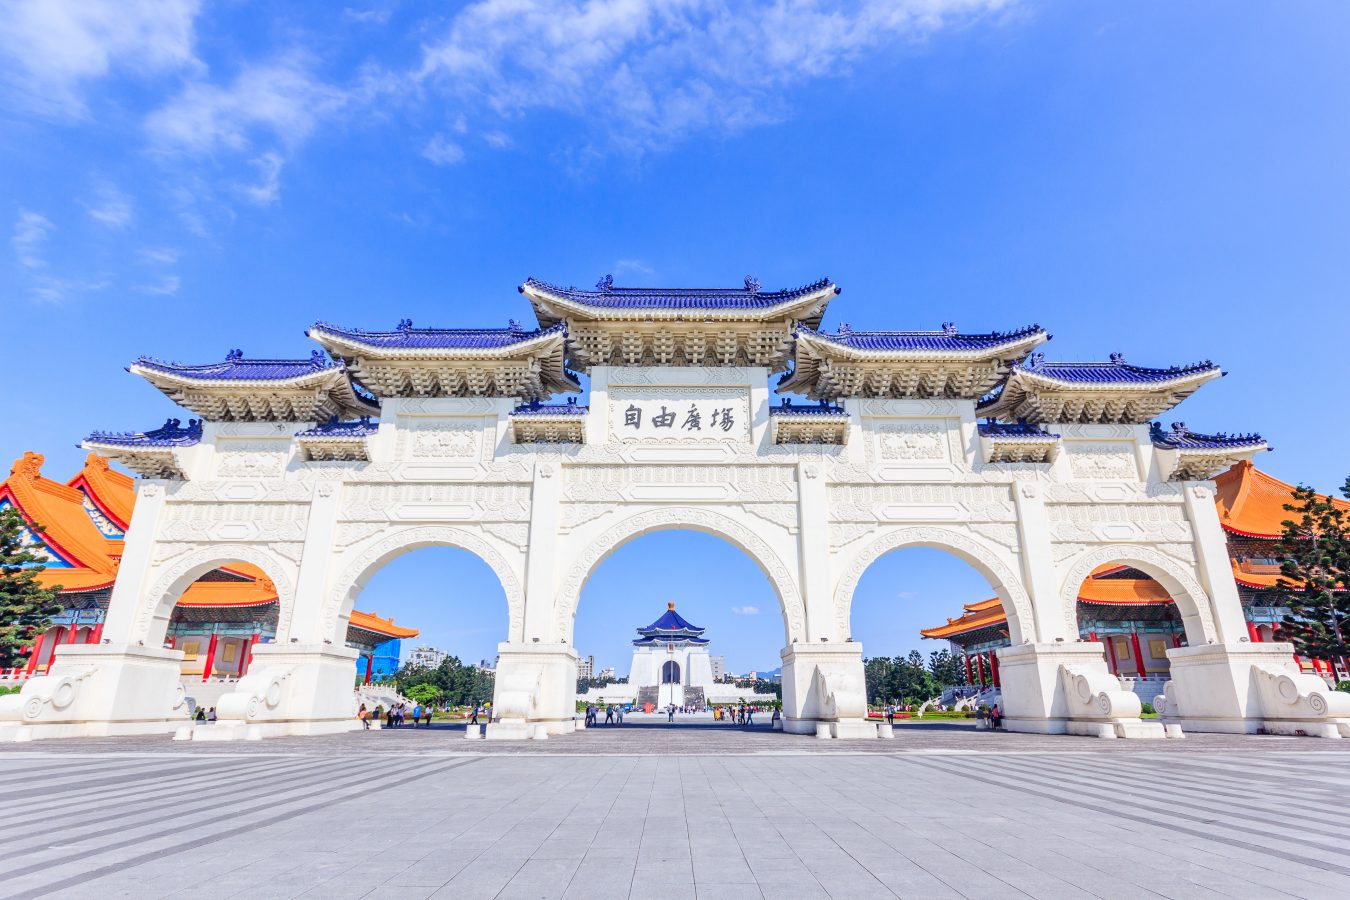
864, 649, 968, 706
394, 655, 494, 707
0, 506, 64, 670
1274, 478, 1350, 666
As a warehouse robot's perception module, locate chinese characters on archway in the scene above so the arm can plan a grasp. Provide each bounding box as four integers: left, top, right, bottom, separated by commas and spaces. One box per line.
623, 403, 736, 433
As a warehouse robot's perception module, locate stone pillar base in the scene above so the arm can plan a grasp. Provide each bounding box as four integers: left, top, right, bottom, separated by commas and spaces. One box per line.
1161, 643, 1350, 737
0, 644, 187, 742
997, 642, 1166, 738
186, 644, 362, 741
780, 643, 872, 738
489, 643, 579, 739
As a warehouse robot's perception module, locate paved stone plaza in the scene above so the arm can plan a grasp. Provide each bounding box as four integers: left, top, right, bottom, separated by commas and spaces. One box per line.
2, 725, 1348, 899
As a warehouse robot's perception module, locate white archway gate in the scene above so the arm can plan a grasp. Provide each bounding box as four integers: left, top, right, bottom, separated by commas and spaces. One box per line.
7, 276, 1345, 741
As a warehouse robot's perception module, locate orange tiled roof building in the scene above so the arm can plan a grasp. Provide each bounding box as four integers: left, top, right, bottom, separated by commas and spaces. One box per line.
2, 452, 416, 683
921, 461, 1343, 686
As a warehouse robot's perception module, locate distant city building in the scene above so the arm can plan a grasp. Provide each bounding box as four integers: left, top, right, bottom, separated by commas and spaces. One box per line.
406, 645, 448, 669
710, 656, 725, 682
578, 655, 595, 679
475, 658, 497, 674
598, 667, 616, 681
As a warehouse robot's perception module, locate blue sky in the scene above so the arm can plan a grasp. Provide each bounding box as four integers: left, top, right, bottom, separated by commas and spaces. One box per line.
4, 2, 1348, 670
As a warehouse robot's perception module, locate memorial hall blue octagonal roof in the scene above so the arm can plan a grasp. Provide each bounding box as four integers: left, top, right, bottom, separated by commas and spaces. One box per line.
633, 602, 709, 646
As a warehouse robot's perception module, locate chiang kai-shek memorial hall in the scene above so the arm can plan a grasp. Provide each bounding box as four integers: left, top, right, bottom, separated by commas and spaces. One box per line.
3, 275, 1349, 741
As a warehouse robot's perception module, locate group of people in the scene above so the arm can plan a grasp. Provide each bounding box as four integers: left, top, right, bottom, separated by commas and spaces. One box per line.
977, 703, 1004, 730
192, 706, 216, 723
584, 702, 626, 725
713, 704, 762, 725
357, 701, 434, 729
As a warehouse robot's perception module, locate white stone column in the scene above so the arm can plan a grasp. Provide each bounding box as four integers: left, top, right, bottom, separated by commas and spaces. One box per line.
1182, 481, 1248, 644
286, 479, 345, 644
102, 480, 170, 643
523, 459, 560, 644
797, 461, 835, 643
1011, 481, 1067, 644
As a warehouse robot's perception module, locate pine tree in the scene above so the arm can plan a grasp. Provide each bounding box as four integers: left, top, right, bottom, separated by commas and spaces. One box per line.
0, 506, 65, 669
1273, 480, 1350, 668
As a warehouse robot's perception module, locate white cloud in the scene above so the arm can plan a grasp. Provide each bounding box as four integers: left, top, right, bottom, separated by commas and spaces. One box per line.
417, 0, 1014, 153
343, 6, 392, 25
614, 258, 655, 278
139, 274, 181, 296
139, 247, 179, 265
0, 0, 201, 117
240, 152, 285, 205
482, 130, 512, 149
146, 54, 345, 156
12, 209, 52, 268
731, 605, 760, 616
86, 184, 133, 229
422, 134, 465, 166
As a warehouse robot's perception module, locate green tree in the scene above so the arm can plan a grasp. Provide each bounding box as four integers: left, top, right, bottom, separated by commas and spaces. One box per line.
1274, 480, 1350, 667
927, 647, 967, 687
404, 682, 444, 706
0, 506, 64, 669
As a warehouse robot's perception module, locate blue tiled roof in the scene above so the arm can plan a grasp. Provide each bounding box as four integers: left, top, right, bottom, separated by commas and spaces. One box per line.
637, 606, 705, 636
1017, 352, 1220, 384
978, 421, 1060, 438
296, 417, 377, 438
511, 399, 588, 416
310, 320, 567, 350
1150, 422, 1266, 450
803, 323, 1045, 352
523, 276, 837, 311
133, 349, 335, 381
769, 400, 848, 417
85, 418, 203, 448
633, 635, 711, 646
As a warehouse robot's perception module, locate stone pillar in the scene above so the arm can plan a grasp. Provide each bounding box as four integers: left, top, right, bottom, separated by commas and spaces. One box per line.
101, 480, 170, 643
286, 479, 344, 644
1011, 482, 1066, 643
996, 642, 1131, 735
1182, 481, 1248, 644
523, 460, 560, 644
779, 643, 873, 738
488, 642, 579, 738
796, 461, 835, 643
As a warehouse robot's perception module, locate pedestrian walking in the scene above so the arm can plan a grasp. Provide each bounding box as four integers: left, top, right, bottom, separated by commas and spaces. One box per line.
605, 704, 615, 724
666, 703, 676, 723
412, 703, 423, 727
470, 703, 480, 725
358, 704, 370, 730
422, 706, 433, 727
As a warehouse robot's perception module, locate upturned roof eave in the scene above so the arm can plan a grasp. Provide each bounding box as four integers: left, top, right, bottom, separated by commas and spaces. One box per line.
307, 323, 570, 361
792, 327, 1048, 363
522, 282, 836, 327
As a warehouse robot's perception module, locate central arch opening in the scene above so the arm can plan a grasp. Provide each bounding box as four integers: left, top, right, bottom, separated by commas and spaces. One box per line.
572, 527, 786, 727
340, 543, 509, 730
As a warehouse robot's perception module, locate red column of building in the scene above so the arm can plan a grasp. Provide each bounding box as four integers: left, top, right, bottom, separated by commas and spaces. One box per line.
976, 653, 987, 687
1247, 620, 1261, 642
962, 653, 973, 685
88, 624, 103, 644
65, 624, 79, 644
364, 653, 374, 685
24, 631, 47, 675
990, 651, 1001, 688
244, 631, 259, 675
201, 633, 219, 682
1105, 635, 1119, 675
1130, 632, 1148, 679
1172, 632, 1182, 649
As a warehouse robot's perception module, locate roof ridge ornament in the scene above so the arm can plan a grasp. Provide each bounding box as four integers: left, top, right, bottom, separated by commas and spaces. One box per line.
310, 349, 328, 367
942, 321, 958, 335
1109, 352, 1126, 364
396, 318, 413, 332
744, 275, 760, 293
597, 274, 614, 293
226, 349, 243, 361
1027, 352, 1045, 370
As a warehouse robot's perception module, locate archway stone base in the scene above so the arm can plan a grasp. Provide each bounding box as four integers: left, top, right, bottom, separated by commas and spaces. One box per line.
1159, 643, 1350, 737
489, 642, 580, 738
996, 642, 1162, 737
780, 643, 874, 738
179, 644, 364, 742
0, 644, 186, 741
